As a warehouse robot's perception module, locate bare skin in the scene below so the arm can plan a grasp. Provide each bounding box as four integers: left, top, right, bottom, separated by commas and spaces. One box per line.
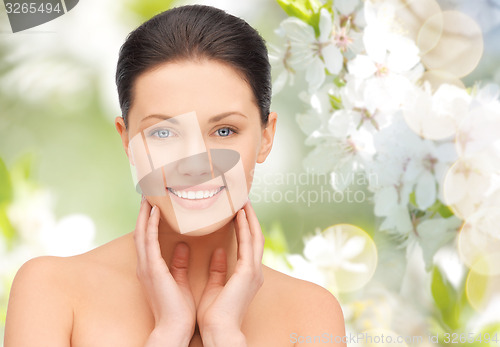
4, 60, 346, 347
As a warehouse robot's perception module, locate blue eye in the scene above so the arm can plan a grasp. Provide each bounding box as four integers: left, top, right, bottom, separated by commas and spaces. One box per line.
150, 129, 172, 138
216, 127, 235, 137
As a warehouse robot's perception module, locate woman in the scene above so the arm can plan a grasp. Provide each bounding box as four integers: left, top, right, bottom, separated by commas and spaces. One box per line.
4, 5, 346, 346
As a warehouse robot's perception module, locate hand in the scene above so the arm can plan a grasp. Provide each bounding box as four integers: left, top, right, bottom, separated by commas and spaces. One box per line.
134, 196, 196, 346
197, 201, 265, 346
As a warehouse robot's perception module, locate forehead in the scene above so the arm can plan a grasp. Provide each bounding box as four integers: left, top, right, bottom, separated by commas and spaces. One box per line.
128, 59, 258, 128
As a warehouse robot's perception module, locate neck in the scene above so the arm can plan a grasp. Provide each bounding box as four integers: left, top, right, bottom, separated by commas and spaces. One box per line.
157, 217, 238, 301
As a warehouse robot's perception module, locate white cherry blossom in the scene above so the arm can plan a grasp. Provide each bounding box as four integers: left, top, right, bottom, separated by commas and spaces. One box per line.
404, 83, 472, 140
412, 217, 463, 270
456, 84, 500, 159
270, 0, 498, 281
404, 140, 457, 210
363, 0, 420, 72
279, 8, 344, 91
268, 34, 295, 96
303, 228, 368, 273
334, 0, 360, 16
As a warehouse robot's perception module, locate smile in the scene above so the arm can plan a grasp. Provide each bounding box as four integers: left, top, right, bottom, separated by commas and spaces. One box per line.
167, 186, 225, 200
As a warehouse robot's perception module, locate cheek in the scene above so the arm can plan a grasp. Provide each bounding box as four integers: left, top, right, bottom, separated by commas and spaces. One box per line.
237, 147, 259, 193
146, 195, 181, 232
243, 134, 262, 187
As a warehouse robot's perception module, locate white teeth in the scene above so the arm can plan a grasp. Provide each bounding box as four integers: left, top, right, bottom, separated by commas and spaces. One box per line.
168, 187, 223, 200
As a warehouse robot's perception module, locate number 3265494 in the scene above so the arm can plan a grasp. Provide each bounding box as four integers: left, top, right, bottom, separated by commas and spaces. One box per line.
444, 332, 499, 344
5, 2, 62, 14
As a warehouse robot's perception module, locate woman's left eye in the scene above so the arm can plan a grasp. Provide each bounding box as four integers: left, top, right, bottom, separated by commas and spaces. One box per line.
215, 127, 235, 137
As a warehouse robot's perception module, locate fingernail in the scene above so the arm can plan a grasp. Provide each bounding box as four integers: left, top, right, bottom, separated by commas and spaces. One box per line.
150, 205, 156, 216
141, 194, 146, 202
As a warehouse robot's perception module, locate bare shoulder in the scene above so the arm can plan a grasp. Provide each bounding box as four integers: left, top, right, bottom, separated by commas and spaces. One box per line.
262, 265, 344, 315
4, 233, 135, 346
7, 231, 134, 308
57, 232, 137, 291
261, 265, 346, 346
7, 255, 76, 308
4, 255, 75, 346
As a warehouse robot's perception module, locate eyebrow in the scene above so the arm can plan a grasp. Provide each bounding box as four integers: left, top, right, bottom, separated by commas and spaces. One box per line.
208, 111, 248, 123
140, 114, 179, 124
140, 111, 247, 124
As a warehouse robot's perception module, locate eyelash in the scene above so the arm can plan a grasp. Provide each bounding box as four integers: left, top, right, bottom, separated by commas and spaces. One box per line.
148, 128, 176, 139
214, 126, 238, 137
147, 126, 238, 139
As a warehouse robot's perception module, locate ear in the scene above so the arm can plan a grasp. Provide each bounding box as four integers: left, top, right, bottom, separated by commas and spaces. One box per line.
115, 116, 134, 166
257, 112, 278, 164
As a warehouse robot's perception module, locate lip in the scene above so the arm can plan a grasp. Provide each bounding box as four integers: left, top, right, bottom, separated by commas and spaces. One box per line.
169, 184, 224, 191
167, 185, 226, 210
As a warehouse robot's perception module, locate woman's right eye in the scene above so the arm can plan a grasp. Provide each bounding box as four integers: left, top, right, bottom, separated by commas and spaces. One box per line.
150, 129, 173, 138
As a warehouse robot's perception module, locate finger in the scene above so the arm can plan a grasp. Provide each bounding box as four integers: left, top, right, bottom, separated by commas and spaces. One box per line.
135, 195, 152, 233
205, 248, 227, 290
235, 209, 254, 266
170, 242, 191, 288
242, 200, 257, 232
134, 196, 150, 270
144, 205, 167, 272
243, 201, 265, 266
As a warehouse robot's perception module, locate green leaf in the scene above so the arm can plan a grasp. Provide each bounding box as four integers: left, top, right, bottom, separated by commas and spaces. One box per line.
0, 204, 16, 249
437, 203, 454, 218
427, 199, 454, 218
480, 323, 500, 346
277, 0, 323, 18
0, 157, 13, 204
332, 76, 346, 88
409, 190, 416, 207
428, 316, 448, 345
481, 323, 500, 335
277, 0, 314, 23
124, 0, 179, 23
456, 270, 474, 328
11, 152, 34, 181
329, 94, 343, 110
431, 265, 461, 330
262, 222, 289, 255
276, 0, 328, 36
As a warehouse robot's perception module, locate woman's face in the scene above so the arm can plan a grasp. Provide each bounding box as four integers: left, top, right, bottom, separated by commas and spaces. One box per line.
115, 59, 277, 236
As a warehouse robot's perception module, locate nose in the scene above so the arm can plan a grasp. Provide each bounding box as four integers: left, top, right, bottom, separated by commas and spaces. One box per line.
176, 152, 212, 177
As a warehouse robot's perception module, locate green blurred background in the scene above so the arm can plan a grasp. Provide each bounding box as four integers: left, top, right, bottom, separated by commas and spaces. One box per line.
0, 0, 379, 253
1, 0, 500, 344
2, 0, 498, 251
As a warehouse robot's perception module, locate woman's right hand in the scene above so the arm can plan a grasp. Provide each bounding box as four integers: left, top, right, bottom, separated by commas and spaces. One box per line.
134, 196, 196, 346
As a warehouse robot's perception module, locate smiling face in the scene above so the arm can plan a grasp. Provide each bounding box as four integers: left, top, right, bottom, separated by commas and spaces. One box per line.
115, 59, 277, 236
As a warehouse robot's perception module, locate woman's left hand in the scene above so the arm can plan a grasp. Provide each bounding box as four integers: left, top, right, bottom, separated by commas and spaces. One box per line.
197, 200, 265, 347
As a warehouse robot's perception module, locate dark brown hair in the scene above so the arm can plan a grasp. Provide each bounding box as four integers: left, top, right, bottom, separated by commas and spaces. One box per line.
115, 5, 272, 129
